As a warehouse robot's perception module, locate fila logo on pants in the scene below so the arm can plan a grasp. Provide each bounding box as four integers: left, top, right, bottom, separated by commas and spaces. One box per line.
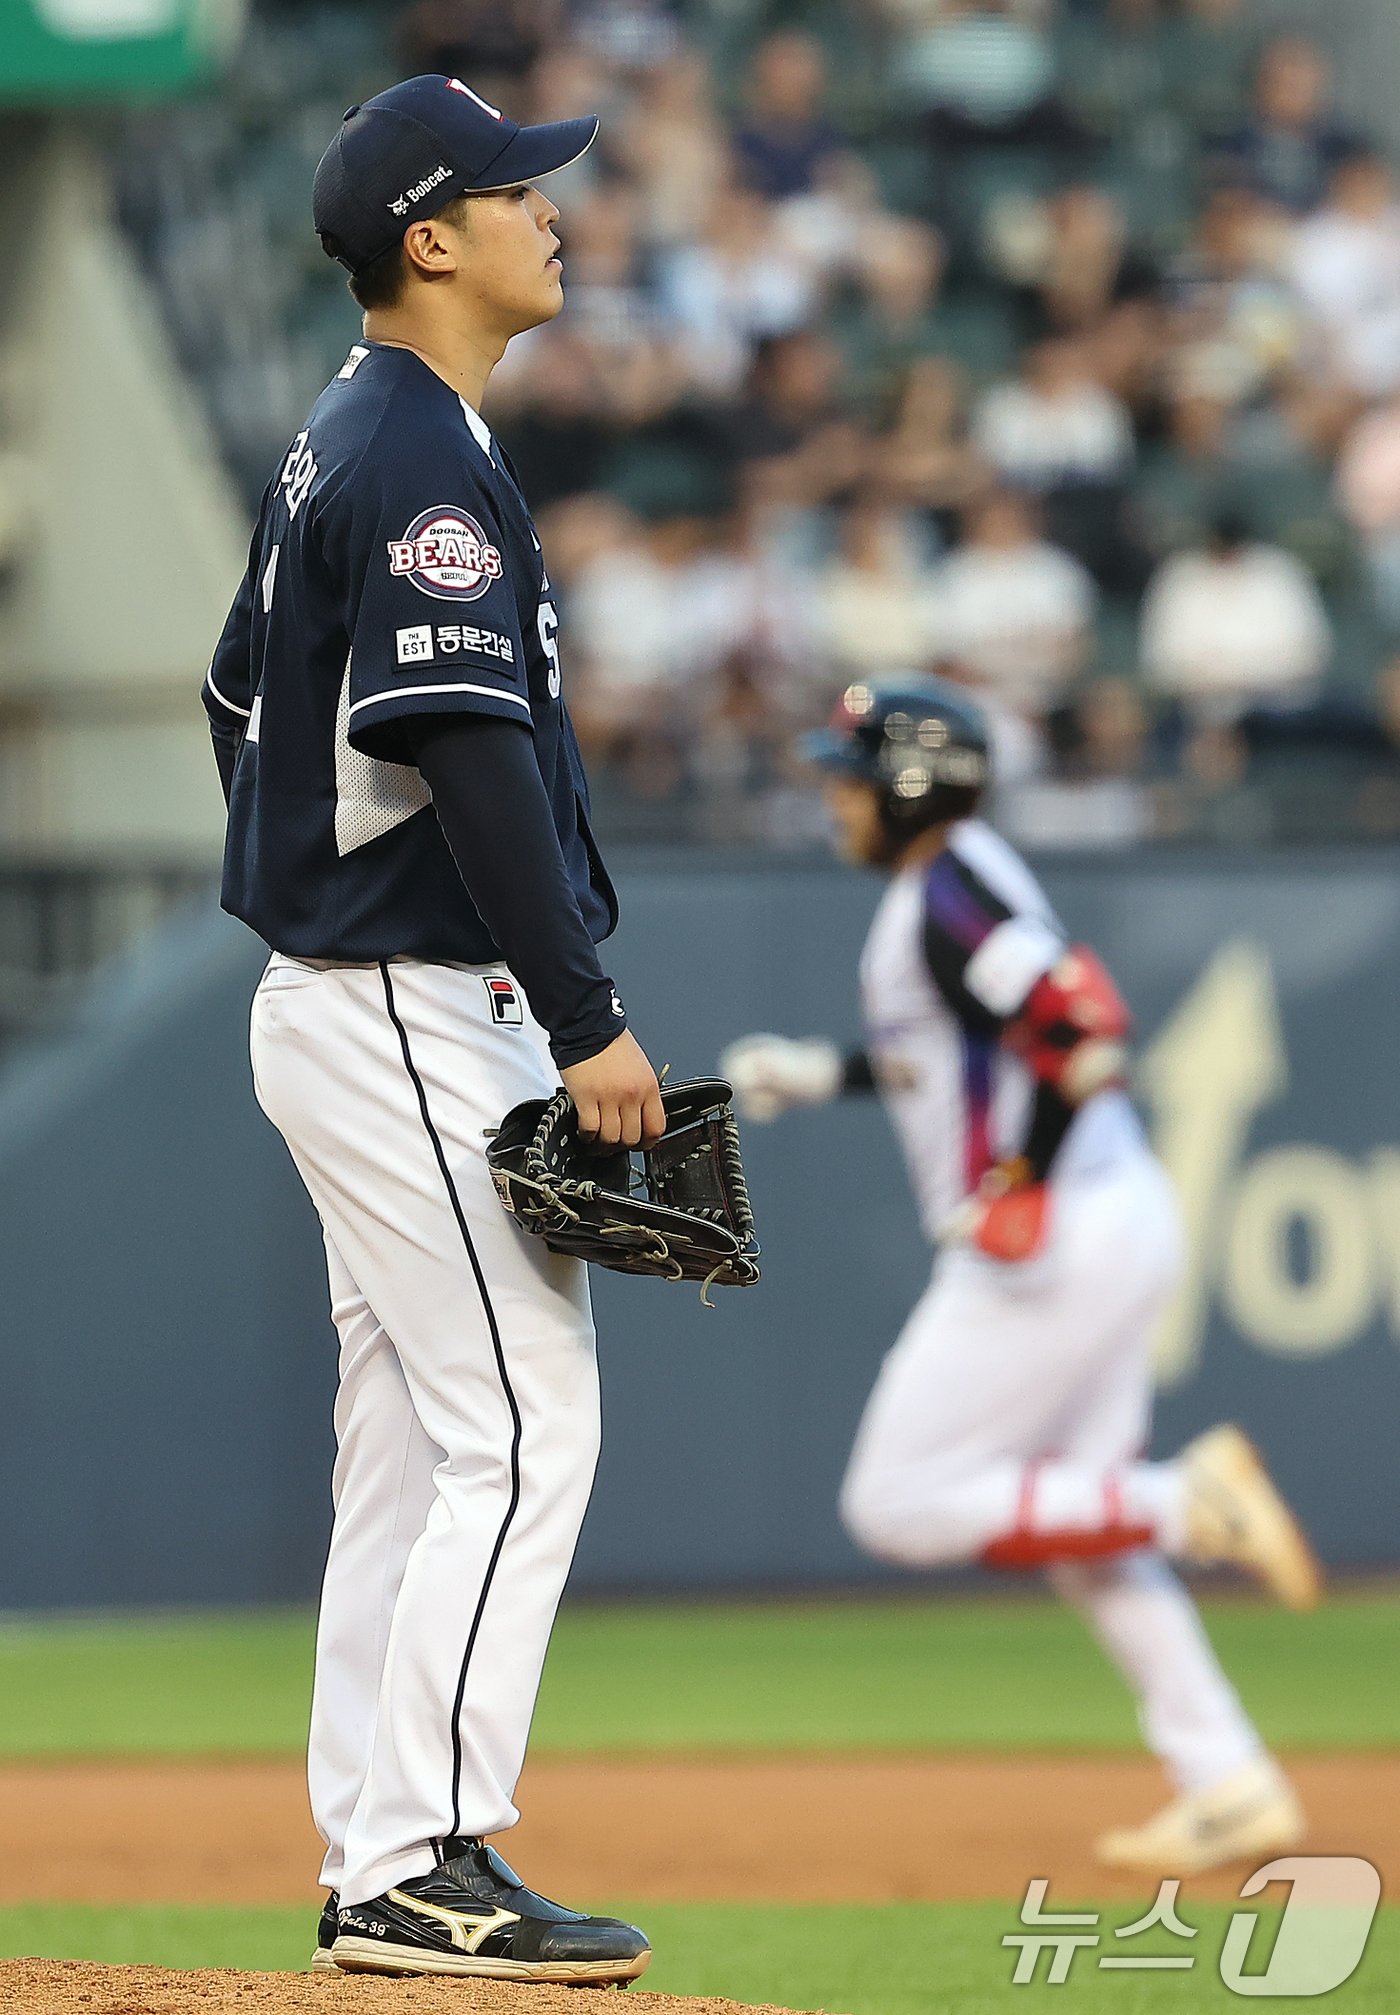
485, 978, 523, 1026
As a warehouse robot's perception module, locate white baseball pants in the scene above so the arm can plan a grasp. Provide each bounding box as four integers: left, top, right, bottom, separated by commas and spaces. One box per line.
250, 954, 601, 1908
841, 1152, 1265, 1792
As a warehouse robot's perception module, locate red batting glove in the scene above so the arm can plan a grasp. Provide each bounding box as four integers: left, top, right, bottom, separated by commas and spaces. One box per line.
964, 1160, 1051, 1263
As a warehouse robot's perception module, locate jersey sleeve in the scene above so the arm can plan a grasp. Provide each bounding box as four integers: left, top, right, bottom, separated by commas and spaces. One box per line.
202, 560, 257, 805
202, 563, 256, 730
323, 431, 531, 764
920, 851, 1064, 1033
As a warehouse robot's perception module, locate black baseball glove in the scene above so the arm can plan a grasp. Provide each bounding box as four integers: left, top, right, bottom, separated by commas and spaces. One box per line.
486, 1077, 760, 1300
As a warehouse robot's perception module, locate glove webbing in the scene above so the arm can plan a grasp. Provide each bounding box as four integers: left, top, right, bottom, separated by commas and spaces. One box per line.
513, 1087, 757, 1301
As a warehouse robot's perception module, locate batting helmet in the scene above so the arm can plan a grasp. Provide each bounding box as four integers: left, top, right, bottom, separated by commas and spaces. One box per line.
803, 675, 991, 840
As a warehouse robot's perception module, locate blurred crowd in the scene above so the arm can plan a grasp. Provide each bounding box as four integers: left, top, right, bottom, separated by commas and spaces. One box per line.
115, 0, 1400, 846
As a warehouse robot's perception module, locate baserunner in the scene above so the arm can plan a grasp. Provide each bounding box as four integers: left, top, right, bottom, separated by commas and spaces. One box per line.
722, 674, 1321, 1876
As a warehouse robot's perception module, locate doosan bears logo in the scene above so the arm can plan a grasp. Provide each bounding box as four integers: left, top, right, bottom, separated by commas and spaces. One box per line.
388, 507, 503, 602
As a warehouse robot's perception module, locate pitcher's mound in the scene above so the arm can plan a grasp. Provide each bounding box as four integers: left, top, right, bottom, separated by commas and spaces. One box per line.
0, 1961, 805, 2015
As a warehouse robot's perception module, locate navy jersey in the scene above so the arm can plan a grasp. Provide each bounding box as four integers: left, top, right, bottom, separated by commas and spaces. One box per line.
203, 341, 617, 963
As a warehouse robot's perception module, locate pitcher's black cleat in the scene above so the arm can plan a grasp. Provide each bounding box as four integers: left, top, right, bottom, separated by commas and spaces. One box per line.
312, 1892, 340, 1972
332, 1838, 651, 1985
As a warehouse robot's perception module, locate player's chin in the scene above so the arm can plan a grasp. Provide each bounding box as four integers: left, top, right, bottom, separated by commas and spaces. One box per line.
511, 285, 566, 337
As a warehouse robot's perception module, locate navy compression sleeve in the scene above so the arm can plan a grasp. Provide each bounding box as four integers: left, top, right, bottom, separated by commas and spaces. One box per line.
406, 712, 626, 1069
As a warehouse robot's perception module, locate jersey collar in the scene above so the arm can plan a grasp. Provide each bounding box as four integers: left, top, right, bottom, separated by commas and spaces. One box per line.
458, 396, 493, 462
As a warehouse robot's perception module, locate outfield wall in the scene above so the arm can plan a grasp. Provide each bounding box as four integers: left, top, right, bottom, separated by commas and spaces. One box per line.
1, 851, 1397, 1609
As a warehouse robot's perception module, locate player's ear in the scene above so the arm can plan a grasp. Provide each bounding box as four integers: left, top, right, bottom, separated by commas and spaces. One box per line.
402, 212, 462, 282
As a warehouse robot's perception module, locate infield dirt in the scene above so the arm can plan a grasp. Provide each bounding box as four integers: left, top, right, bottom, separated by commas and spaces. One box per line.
0, 1959, 789, 2015
0, 1754, 1392, 1907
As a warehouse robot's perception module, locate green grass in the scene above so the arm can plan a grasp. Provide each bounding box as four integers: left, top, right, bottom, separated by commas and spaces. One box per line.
1, 1901, 1396, 2012
0, 1591, 1395, 1759
3, 1601, 1391, 2009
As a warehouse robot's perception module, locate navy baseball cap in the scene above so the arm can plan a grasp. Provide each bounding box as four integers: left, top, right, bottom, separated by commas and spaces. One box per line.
313, 74, 599, 276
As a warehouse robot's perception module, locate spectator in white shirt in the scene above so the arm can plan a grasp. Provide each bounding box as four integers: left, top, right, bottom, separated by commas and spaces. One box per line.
659, 181, 816, 395
565, 502, 821, 786
815, 499, 941, 679
1291, 151, 1400, 401
557, 500, 691, 794
1140, 513, 1332, 720
973, 336, 1135, 493
892, 0, 1070, 152
933, 489, 1097, 719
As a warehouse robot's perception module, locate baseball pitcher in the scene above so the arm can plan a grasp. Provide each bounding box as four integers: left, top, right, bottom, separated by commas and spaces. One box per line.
203, 77, 657, 1984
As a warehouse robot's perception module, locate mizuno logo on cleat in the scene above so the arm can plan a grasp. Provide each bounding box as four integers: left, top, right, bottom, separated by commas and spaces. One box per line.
385, 1891, 522, 1952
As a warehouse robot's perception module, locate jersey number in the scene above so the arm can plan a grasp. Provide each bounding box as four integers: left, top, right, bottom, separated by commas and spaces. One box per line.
538, 601, 562, 699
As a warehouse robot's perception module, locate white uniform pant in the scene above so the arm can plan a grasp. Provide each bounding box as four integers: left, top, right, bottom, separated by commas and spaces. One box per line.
250, 955, 601, 1908
841, 1153, 1263, 1793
